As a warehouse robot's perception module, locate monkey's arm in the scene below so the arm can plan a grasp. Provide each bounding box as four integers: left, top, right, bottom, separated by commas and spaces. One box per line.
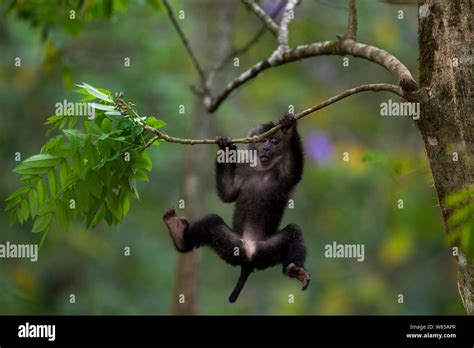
280, 113, 304, 186
215, 136, 241, 202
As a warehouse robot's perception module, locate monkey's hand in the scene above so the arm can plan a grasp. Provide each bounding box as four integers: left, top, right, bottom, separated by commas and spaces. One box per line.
279, 112, 296, 134
216, 136, 236, 150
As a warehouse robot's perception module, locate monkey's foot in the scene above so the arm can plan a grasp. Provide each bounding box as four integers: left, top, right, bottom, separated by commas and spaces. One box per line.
163, 208, 189, 252
284, 263, 310, 290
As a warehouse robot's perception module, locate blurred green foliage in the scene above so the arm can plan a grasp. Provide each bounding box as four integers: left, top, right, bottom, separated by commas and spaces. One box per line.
0, 0, 464, 314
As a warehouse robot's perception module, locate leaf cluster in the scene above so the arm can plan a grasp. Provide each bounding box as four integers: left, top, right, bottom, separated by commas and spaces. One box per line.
4, 83, 166, 245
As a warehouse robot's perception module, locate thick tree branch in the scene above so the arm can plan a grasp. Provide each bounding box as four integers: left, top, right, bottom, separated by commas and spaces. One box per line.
347, 0, 357, 40
278, 0, 299, 49
207, 38, 419, 112
201, 0, 420, 113
162, 0, 208, 90
242, 0, 279, 36
145, 83, 405, 145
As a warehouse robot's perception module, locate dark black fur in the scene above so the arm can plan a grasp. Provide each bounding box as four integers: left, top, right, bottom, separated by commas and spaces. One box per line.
163, 113, 308, 303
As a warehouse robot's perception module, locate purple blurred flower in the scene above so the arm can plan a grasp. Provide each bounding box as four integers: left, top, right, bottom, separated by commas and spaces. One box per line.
261, 0, 285, 21
306, 131, 333, 165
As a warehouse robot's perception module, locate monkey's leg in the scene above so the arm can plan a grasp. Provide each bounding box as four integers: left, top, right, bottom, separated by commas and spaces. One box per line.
163, 208, 246, 265
252, 224, 310, 290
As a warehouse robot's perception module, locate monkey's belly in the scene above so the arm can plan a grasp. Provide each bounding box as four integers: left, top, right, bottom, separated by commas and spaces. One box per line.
241, 229, 262, 259
241, 239, 257, 259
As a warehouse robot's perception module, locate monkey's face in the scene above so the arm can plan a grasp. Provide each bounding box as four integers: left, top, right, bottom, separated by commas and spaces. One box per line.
259, 132, 285, 166
249, 125, 286, 170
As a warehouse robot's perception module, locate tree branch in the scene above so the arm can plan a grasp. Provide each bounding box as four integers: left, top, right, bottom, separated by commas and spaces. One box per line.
211, 0, 286, 74
162, 0, 208, 90
278, 0, 299, 49
207, 38, 419, 112
242, 0, 279, 36
144, 83, 405, 145
347, 0, 357, 40
202, 0, 420, 113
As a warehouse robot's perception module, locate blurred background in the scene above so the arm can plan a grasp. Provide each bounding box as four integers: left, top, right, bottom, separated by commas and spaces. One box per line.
0, 0, 463, 314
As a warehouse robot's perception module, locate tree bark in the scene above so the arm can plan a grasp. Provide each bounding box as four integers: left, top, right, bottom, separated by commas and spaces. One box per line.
171, 100, 210, 315
171, 0, 237, 315
418, 0, 474, 314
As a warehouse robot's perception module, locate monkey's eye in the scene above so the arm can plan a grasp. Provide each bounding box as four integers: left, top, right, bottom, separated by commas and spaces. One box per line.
270, 139, 279, 145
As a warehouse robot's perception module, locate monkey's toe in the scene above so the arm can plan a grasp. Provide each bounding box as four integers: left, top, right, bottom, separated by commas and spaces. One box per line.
163, 208, 176, 221
284, 263, 310, 290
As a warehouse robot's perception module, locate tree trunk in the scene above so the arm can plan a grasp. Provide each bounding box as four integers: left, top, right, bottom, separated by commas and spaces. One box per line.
171, 0, 237, 314
171, 101, 210, 315
418, 0, 474, 314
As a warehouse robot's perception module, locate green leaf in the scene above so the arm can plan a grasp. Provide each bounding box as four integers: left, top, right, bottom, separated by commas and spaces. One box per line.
20, 175, 41, 186
132, 169, 149, 181
41, 135, 65, 154
48, 170, 57, 197
84, 119, 103, 135
107, 192, 122, 220
22, 154, 62, 167
89, 103, 115, 111
37, 199, 54, 216
76, 83, 113, 103
28, 189, 38, 217
101, 117, 113, 133
98, 133, 109, 141
13, 164, 53, 175
122, 192, 130, 216
68, 116, 78, 129
89, 204, 106, 228
105, 110, 122, 117
71, 151, 84, 175
59, 117, 68, 129
74, 179, 90, 212
45, 114, 65, 125
19, 175, 41, 185
135, 151, 152, 172
63, 128, 87, 140
32, 213, 51, 233
17, 207, 24, 224
5, 186, 29, 201
37, 180, 45, 204
59, 160, 68, 187
146, 117, 167, 129
8, 210, 17, 225
85, 171, 102, 198
20, 199, 29, 221
56, 200, 69, 230
4, 196, 22, 212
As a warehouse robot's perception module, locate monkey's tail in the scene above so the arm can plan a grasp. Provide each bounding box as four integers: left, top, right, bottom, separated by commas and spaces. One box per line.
228, 266, 252, 303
